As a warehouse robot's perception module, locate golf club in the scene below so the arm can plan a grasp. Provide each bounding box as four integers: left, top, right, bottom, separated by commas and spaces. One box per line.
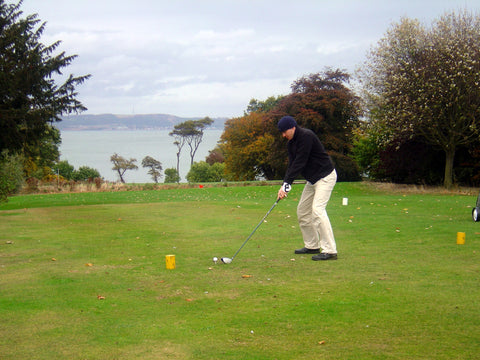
221, 198, 280, 264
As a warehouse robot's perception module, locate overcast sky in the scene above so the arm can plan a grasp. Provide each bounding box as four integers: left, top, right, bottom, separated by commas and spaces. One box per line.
20, 0, 480, 118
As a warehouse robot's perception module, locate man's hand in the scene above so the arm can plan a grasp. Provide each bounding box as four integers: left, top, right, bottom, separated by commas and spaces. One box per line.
278, 182, 291, 200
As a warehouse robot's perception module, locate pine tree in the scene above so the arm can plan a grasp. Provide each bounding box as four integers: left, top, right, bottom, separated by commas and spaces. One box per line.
0, 0, 90, 158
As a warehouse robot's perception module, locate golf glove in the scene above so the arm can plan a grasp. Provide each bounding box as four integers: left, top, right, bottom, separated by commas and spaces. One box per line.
282, 182, 291, 193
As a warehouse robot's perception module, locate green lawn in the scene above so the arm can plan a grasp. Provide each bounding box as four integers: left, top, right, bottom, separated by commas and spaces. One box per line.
1, 182, 479, 359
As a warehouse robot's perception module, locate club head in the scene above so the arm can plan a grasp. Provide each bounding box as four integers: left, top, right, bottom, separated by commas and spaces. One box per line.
221, 257, 232, 264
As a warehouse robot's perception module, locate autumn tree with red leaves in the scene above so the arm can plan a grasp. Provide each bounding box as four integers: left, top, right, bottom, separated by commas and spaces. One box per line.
221, 69, 362, 181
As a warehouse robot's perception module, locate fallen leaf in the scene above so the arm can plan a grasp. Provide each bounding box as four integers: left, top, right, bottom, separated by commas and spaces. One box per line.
97, 295, 105, 300
85, 263, 93, 267
185, 298, 193, 302
51, 258, 57, 261
242, 275, 252, 278
318, 340, 326, 345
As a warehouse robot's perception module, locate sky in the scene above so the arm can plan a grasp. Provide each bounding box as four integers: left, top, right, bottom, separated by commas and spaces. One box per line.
20, 0, 480, 119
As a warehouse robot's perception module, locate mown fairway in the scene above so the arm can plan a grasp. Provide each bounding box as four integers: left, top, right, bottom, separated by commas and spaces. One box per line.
1, 182, 479, 359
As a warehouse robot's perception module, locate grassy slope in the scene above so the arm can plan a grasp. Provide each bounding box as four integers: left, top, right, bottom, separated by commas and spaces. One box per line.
0, 183, 479, 359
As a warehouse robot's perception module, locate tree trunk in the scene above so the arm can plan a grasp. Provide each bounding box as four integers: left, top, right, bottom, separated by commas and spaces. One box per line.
443, 147, 455, 188
176, 152, 181, 177
117, 170, 125, 183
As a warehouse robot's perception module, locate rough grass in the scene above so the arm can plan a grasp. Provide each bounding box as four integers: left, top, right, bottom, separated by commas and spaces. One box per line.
1, 182, 479, 359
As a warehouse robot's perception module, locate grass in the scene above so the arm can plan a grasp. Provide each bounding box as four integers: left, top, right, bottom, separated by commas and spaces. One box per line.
1, 182, 480, 359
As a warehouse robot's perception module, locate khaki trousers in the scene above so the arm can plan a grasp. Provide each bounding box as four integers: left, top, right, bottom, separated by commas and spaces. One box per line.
297, 169, 337, 253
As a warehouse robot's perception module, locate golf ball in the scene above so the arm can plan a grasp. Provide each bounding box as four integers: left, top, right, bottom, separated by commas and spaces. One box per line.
213, 257, 218, 262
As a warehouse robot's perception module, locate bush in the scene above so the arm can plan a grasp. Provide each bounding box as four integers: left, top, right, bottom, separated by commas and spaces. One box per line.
72, 166, 101, 181
25, 177, 39, 193
56, 160, 75, 180
43, 174, 67, 183
94, 177, 103, 189
0, 151, 24, 202
330, 153, 362, 182
186, 161, 225, 182
164, 168, 180, 183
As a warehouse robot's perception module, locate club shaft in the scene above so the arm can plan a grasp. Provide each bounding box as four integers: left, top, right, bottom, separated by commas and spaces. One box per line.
231, 199, 279, 260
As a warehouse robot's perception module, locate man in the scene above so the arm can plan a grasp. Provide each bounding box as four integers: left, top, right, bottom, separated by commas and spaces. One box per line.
277, 116, 338, 261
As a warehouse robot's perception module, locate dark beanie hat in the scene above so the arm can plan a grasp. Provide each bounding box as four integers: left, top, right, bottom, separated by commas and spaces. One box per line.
278, 116, 297, 132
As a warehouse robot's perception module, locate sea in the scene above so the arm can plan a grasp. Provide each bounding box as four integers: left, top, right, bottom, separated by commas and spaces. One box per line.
59, 130, 224, 183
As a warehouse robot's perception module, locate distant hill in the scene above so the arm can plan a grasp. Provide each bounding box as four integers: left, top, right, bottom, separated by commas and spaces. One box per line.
55, 114, 227, 131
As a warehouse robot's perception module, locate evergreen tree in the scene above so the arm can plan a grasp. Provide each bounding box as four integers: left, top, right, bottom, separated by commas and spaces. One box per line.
0, 0, 90, 159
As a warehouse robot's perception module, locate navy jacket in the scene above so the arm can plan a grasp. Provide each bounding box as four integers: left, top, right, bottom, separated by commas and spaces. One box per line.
283, 127, 334, 185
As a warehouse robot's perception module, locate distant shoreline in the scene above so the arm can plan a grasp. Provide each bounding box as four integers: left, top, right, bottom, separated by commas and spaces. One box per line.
59, 129, 223, 182
57, 127, 226, 131
56, 113, 227, 131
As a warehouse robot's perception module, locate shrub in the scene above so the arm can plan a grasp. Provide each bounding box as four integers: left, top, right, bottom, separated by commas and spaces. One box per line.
56, 160, 75, 180
0, 151, 24, 202
72, 166, 101, 181
94, 177, 103, 189
330, 152, 362, 182
164, 168, 180, 183
187, 161, 225, 182
25, 177, 39, 193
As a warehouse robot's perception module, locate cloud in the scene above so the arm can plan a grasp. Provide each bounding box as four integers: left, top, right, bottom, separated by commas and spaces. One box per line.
21, 0, 480, 117
193, 28, 255, 41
